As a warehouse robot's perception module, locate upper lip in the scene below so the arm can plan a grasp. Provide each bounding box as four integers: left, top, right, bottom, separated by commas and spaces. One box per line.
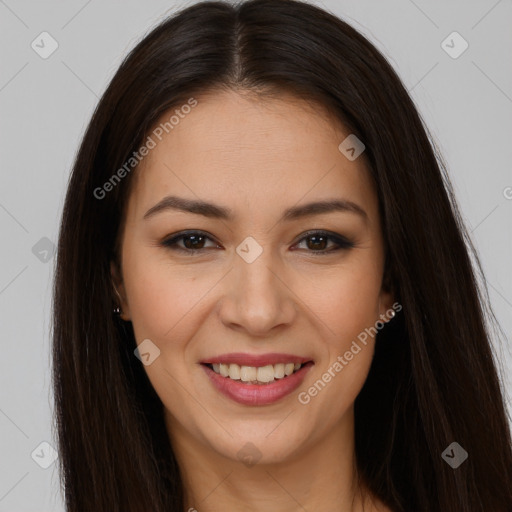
200, 352, 313, 367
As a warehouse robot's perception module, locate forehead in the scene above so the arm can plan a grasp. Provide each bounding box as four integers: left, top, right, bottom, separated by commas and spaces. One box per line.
127, 89, 377, 223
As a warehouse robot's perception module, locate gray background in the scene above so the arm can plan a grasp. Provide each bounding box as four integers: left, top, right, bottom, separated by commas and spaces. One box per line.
1, 0, 511, 510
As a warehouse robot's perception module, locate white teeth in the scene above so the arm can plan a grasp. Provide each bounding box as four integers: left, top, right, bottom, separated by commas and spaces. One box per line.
257, 365, 275, 383
284, 363, 295, 376
210, 362, 304, 383
274, 363, 285, 379
240, 365, 257, 382
228, 364, 241, 380
219, 363, 229, 377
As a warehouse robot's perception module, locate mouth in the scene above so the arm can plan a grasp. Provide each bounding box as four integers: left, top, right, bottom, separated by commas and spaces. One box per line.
202, 361, 309, 385
200, 353, 314, 406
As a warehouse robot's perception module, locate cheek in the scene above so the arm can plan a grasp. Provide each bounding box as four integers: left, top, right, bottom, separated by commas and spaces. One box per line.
301, 259, 382, 406
123, 247, 213, 345
122, 250, 210, 418
308, 261, 382, 345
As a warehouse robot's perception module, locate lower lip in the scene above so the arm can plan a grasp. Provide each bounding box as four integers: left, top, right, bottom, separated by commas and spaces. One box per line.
201, 362, 314, 406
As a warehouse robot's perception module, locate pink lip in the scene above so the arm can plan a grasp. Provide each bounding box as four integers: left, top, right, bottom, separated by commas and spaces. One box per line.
200, 352, 311, 367
201, 361, 314, 406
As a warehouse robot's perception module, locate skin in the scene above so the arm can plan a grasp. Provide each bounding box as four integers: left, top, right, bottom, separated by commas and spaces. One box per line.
112, 89, 394, 512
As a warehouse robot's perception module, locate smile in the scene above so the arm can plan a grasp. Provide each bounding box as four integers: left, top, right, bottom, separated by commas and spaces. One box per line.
207, 362, 303, 384
200, 353, 314, 406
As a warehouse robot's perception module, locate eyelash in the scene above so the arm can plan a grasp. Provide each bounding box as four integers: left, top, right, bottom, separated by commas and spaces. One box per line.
161, 230, 355, 256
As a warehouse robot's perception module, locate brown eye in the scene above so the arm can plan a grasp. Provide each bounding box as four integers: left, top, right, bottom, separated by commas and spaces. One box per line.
304, 234, 329, 251
181, 234, 206, 249
162, 231, 220, 253
293, 230, 355, 254
161, 230, 354, 256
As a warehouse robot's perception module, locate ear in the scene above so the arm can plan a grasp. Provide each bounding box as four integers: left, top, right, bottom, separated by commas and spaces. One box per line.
110, 260, 131, 321
378, 258, 396, 322
378, 289, 395, 322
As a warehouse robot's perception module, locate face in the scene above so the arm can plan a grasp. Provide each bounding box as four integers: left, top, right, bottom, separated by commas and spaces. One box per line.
112, 89, 394, 466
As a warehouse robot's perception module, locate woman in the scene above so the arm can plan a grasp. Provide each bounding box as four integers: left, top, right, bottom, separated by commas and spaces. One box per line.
51, 0, 512, 510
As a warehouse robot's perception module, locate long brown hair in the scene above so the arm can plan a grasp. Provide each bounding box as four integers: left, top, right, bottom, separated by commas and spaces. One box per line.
51, 0, 512, 510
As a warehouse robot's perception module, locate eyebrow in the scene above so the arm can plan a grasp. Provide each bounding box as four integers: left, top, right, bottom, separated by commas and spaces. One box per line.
143, 195, 368, 223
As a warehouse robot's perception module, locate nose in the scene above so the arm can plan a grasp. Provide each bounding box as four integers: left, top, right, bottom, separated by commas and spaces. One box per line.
217, 246, 297, 337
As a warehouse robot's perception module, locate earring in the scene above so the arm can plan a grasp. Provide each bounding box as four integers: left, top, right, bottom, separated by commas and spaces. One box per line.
112, 283, 123, 316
